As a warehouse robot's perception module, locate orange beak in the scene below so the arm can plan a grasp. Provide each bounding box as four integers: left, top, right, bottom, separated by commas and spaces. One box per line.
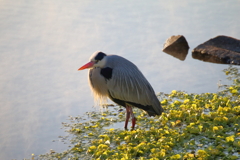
78, 61, 95, 70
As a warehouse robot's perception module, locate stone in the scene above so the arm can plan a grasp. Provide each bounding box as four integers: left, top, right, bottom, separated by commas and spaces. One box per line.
192, 35, 240, 65
163, 35, 189, 61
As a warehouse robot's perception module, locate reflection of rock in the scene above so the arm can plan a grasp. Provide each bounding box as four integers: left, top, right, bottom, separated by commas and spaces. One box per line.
192, 36, 240, 65
163, 35, 189, 61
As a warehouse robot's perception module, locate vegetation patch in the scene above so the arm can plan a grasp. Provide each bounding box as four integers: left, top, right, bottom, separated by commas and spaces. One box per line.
38, 66, 240, 160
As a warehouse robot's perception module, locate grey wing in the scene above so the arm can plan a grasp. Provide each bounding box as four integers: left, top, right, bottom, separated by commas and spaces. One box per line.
106, 64, 163, 115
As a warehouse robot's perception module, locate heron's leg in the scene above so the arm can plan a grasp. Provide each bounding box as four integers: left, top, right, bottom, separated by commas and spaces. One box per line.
128, 106, 137, 130
124, 105, 131, 130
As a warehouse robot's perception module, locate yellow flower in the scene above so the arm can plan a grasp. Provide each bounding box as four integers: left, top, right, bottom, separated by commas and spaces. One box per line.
223, 116, 228, 121
226, 135, 235, 142
170, 154, 181, 159
159, 149, 166, 157
191, 104, 197, 109
161, 99, 168, 105
174, 100, 181, 105
184, 99, 190, 103
109, 128, 114, 132
89, 146, 97, 150
172, 90, 177, 94
229, 87, 234, 90
88, 133, 94, 136
197, 150, 209, 157
231, 89, 238, 94
212, 126, 218, 132
189, 123, 195, 126
151, 148, 156, 153
98, 144, 108, 149
236, 132, 240, 137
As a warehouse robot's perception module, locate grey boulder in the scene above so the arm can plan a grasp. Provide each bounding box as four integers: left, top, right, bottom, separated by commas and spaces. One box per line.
192, 35, 240, 65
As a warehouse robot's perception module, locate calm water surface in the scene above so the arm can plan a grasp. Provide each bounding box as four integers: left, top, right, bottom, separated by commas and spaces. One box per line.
0, 1, 240, 159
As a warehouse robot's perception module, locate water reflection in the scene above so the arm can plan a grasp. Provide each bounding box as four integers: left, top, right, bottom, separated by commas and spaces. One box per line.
0, 0, 240, 159
192, 52, 227, 64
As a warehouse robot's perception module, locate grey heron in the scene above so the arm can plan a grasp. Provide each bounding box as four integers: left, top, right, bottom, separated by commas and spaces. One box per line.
78, 51, 163, 129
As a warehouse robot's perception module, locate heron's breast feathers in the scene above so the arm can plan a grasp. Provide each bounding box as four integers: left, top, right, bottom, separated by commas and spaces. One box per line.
88, 68, 109, 105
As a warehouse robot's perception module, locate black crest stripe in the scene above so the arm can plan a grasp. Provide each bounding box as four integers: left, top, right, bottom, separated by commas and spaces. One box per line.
95, 52, 106, 61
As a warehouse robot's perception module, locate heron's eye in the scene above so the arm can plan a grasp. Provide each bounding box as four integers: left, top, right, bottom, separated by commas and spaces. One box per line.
95, 60, 99, 64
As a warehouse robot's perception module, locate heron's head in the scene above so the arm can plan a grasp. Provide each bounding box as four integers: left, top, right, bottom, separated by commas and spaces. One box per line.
78, 51, 107, 70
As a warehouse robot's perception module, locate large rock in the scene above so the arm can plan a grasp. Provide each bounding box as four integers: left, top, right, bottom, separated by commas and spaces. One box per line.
163, 35, 189, 61
192, 36, 240, 65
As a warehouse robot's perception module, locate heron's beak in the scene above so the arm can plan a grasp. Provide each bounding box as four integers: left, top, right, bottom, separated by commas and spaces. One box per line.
78, 61, 95, 70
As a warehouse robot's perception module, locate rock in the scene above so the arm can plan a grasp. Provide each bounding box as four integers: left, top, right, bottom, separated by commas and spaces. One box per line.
192, 35, 240, 65
163, 35, 189, 61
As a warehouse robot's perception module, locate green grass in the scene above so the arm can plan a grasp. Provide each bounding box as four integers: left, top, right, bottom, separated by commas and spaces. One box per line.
37, 66, 240, 160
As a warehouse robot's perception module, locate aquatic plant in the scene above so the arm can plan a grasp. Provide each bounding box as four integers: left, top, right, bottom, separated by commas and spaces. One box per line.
38, 66, 240, 160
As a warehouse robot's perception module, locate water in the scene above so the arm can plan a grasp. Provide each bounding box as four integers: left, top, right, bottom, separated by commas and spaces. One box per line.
0, 1, 240, 159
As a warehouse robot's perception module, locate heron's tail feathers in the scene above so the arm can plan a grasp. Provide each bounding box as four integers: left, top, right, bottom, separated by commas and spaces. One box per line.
146, 104, 163, 116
